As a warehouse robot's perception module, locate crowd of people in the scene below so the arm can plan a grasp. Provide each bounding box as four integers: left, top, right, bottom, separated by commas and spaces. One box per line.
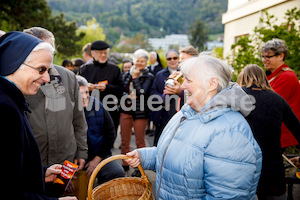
1, 27, 300, 200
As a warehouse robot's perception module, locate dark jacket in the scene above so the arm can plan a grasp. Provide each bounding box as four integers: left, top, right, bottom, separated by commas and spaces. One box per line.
0, 77, 57, 200
79, 61, 123, 101
121, 68, 153, 119
150, 67, 184, 125
147, 63, 163, 77
243, 86, 300, 196
85, 97, 116, 161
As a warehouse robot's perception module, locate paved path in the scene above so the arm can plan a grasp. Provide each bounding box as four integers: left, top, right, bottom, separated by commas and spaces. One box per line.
111, 131, 157, 193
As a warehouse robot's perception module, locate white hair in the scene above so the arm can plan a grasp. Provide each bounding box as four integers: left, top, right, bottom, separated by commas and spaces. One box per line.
149, 51, 157, 59
23, 27, 55, 49
76, 75, 89, 87
133, 49, 149, 64
23, 42, 54, 64
181, 55, 232, 92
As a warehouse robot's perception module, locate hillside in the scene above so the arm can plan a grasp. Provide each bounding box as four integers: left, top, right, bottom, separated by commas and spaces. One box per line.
46, 0, 227, 45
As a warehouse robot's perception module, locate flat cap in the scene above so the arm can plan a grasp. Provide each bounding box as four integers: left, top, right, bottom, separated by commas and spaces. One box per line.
91, 40, 109, 50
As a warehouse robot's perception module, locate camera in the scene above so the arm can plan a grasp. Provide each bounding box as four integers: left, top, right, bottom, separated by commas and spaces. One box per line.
165, 71, 184, 86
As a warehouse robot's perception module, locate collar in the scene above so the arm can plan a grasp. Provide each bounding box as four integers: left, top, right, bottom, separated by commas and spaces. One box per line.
151, 62, 159, 68
168, 67, 177, 75
0, 75, 17, 88
93, 60, 108, 67
39, 65, 64, 98
162, 67, 170, 75
86, 59, 93, 64
0, 77, 30, 112
267, 64, 289, 81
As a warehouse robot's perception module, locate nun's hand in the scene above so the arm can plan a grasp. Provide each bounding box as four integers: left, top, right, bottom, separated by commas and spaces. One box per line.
125, 150, 140, 168
45, 164, 62, 182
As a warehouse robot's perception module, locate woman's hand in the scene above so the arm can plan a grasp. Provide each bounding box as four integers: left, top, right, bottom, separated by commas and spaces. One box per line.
164, 80, 182, 95
290, 156, 300, 168
125, 150, 140, 168
45, 164, 62, 182
129, 91, 137, 99
132, 68, 140, 79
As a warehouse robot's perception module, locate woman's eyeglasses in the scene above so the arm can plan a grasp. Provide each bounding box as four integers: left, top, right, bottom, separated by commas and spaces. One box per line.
23, 63, 51, 75
260, 54, 278, 60
167, 57, 178, 61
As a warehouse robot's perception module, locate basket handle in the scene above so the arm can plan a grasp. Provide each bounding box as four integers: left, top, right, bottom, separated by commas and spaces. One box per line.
87, 154, 149, 200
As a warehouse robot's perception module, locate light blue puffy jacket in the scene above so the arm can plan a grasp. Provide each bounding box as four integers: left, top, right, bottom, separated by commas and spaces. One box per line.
138, 83, 262, 200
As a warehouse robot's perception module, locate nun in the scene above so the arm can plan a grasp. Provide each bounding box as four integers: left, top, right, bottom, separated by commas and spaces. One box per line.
0, 31, 77, 200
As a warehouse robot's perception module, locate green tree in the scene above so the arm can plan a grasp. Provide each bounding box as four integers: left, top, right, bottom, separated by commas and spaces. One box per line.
76, 18, 106, 48
188, 19, 209, 51
47, 13, 85, 57
254, 8, 300, 72
230, 36, 263, 75
0, 0, 84, 57
0, 0, 51, 31
114, 33, 152, 53
46, 0, 228, 45
229, 8, 300, 77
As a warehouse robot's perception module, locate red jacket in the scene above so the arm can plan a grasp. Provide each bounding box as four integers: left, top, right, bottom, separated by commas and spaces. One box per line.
267, 64, 300, 148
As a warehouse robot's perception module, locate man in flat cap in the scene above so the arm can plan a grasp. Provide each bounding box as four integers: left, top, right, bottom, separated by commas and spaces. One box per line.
79, 40, 123, 144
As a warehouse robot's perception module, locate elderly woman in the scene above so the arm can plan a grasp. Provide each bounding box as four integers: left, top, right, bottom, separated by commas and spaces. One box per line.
126, 55, 262, 199
238, 64, 300, 200
148, 51, 163, 77
120, 49, 154, 175
0, 32, 76, 200
260, 38, 300, 149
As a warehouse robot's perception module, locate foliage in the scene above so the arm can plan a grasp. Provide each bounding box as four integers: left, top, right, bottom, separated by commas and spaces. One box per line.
188, 19, 209, 51
0, 0, 51, 31
54, 17, 106, 65
48, 13, 85, 57
254, 8, 300, 73
212, 47, 224, 60
114, 33, 152, 53
108, 52, 124, 66
230, 36, 263, 74
76, 18, 106, 46
0, 0, 84, 58
46, 0, 227, 45
229, 7, 300, 77
157, 49, 167, 68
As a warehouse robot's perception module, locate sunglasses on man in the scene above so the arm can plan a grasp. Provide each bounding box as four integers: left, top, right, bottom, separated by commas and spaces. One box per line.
166, 57, 178, 61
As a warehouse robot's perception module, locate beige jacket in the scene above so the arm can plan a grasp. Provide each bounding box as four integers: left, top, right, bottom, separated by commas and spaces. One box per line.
25, 65, 88, 165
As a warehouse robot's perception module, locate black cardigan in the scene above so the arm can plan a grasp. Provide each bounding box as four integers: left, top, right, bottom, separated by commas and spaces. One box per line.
121, 69, 154, 119
243, 86, 300, 196
0, 77, 57, 200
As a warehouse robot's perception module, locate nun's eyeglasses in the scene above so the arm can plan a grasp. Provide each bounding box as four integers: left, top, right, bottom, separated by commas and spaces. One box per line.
22, 63, 51, 75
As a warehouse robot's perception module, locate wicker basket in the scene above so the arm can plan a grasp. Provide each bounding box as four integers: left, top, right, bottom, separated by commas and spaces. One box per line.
87, 155, 154, 200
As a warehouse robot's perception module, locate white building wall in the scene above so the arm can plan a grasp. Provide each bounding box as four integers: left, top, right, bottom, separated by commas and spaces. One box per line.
222, 0, 299, 58
148, 34, 190, 52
